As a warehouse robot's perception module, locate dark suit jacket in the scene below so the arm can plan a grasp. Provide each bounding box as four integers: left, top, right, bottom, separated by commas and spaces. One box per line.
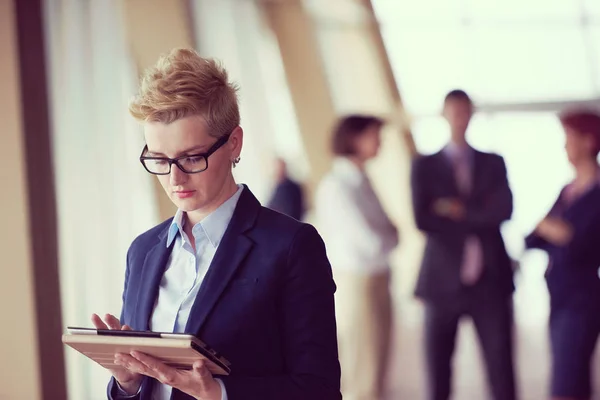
525, 183, 600, 310
108, 186, 341, 400
411, 149, 514, 302
267, 178, 305, 221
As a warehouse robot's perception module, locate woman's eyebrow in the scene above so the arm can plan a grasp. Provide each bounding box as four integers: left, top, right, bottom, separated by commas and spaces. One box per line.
145, 144, 209, 157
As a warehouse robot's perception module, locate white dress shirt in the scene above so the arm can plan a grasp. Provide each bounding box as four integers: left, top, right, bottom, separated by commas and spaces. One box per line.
315, 157, 398, 275
149, 185, 243, 400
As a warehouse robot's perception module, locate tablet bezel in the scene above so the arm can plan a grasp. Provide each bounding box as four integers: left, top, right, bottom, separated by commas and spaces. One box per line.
65, 327, 231, 374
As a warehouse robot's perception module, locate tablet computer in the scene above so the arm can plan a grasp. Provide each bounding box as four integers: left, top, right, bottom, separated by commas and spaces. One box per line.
62, 327, 231, 375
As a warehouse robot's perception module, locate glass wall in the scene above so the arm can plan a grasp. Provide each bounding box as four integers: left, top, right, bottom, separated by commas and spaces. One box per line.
372, 0, 600, 116
372, 0, 600, 325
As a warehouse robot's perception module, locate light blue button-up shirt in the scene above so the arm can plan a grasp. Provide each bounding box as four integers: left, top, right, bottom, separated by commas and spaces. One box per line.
149, 185, 243, 400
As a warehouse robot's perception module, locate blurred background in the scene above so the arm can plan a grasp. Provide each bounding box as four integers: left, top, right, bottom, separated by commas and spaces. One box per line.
1, 0, 600, 399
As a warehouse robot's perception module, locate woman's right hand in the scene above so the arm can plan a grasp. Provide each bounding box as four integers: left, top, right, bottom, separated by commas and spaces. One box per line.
91, 313, 143, 395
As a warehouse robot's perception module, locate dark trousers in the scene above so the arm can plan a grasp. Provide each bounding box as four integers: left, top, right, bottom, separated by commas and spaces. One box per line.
549, 302, 600, 398
424, 286, 517, 400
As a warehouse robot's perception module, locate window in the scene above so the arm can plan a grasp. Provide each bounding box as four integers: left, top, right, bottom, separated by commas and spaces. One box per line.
373, 0, 596, 254
372, 0, 600, 115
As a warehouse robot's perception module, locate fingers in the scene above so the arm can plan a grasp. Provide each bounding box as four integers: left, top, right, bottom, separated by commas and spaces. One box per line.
129, 351, 179, 385
104, 314, 121, 330
91, 313, 122, 330
91, 313, 108, 329
192, 360, 218, 396
193, 360, 211, 378
115, 353, 152, 377
111, 354, 142, 385
117, 350, 217, 398
121, 324, 133, 331
130, 351, 167, 373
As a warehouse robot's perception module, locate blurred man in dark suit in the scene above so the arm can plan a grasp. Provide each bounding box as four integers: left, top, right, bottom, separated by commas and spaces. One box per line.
267, 158, 305, 220
410, 90, 517, 400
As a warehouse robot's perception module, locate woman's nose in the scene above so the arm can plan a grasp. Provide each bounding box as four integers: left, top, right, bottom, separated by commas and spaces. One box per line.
169, 164, 187, 186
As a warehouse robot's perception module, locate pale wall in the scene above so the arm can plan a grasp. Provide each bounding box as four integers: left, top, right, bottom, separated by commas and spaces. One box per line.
0, 1, 42, 398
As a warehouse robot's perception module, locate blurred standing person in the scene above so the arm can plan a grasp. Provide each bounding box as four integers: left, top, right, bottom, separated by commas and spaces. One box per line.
267, 158, 305, 220
411, 90, 517, 400
525, 110, 600, 400
316, 115, 398, 400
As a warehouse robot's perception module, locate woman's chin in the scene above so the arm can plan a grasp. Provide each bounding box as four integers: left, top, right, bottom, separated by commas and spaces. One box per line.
172, 197, 201, 212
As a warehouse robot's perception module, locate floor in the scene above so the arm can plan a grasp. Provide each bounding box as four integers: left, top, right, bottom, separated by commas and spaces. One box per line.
384, 260, 600, 400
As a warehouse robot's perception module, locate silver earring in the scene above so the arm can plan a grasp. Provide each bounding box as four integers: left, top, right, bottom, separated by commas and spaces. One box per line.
232, 156, 241, 167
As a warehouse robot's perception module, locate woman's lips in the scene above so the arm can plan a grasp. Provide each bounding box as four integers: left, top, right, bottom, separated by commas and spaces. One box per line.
174, 190, 195, 199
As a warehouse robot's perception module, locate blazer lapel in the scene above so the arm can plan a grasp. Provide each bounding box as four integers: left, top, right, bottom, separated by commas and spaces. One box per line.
184, 187, 259, 335
133, 227, 173, 331
434, 151, 460, 196
470, 150, 486, 197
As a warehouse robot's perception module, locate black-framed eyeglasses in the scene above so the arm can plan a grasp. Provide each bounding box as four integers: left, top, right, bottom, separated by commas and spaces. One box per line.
139, 134, 230, 175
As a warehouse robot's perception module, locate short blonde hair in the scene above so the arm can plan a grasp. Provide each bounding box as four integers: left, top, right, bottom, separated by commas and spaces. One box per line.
129, 48, 240, 137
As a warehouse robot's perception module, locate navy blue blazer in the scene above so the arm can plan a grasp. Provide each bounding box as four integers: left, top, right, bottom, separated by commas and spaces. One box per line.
525, 183, 600, 310
108, 186, 341, 400
411, 149, 514, 301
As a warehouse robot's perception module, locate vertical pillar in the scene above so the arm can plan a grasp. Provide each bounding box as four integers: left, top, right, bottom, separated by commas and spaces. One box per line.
0, 0, 66, 398
260, 0, 338, 197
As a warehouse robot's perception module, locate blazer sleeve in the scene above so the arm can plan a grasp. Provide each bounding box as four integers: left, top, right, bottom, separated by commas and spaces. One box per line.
524, 231, 555, 252
464, 155, 513, 228
558, 207, 600, 266
107, 377, 148, 400
219, 225, 342, 400
524, 192, 564, 253
106, 244, 151, 400
410, 156, 468, 234
526, 213, 600, 267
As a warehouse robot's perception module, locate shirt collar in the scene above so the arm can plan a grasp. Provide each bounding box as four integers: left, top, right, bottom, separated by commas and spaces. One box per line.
331, 157, 366, 185
166, 210, 185, 246
166, 184, 244, 248
443, 142, 473, 162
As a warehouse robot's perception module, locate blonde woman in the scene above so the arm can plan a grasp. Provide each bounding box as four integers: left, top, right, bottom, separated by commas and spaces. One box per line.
92, 49, 341, 400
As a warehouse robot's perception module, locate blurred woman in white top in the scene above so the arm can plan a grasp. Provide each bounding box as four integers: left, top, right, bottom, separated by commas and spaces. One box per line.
316, 115, 398, 400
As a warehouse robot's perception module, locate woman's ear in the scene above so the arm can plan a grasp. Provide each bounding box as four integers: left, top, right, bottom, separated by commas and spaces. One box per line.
229, 126, 244, 158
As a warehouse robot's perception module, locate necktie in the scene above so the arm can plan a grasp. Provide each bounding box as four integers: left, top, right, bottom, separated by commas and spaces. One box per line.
454, 152, 471, 195
452, 151, 484, 285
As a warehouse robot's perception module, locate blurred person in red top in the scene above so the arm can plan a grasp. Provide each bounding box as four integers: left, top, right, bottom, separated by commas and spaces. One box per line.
525, 110, 600, 400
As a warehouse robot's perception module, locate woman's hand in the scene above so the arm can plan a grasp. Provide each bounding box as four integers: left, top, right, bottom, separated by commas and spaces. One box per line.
115, 351, 222, 400
536, 217, 573, 246
91, 313, 143, 394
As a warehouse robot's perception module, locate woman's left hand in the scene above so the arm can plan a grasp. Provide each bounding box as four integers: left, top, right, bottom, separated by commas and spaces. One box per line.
115, 351, 222, 400
536, 217, 573, 246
